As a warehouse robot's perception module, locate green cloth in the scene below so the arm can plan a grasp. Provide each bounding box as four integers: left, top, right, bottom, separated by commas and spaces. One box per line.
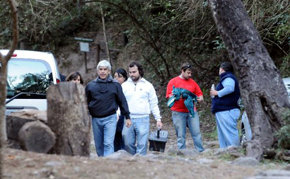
167, 86, 197, 117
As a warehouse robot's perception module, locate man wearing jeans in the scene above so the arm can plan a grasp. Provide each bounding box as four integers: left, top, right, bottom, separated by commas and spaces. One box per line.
210, 62, 240, 148
122, 61, 163, 155
166, 63, 204, 152
85, 60, 131, 157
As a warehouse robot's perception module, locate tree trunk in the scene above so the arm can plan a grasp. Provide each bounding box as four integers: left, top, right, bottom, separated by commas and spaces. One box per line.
47, 82, 91, 156
209, 0, 290, 160
18, 121, 56, 153
0, 0, 19, 177
0, 54, 9, 144
100, 3, 111, 62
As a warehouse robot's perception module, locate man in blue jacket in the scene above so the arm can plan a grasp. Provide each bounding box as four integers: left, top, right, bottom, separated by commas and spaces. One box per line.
210, 62, 240, 148
85, 60, 131, 156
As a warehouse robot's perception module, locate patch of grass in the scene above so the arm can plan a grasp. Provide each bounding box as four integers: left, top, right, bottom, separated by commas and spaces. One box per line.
199, 107, 217, 141
261, 158, 289, 167
218, 153, 236, 161
203, 128, 218, 141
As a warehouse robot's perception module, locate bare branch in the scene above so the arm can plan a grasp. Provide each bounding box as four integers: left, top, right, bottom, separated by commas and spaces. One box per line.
5, 0, 19, 62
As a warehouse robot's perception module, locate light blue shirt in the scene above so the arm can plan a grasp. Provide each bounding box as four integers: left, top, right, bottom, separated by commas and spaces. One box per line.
217, 78, 235, 97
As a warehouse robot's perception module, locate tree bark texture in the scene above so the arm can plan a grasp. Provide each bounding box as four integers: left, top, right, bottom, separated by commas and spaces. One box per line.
18, 121, 56, 153
47, 82, 91, 156
0, 54, 8, 142
100, 3, 111, 62
0, 0, 19, 176
209, 0, 290, 160
6, 112, 39, 140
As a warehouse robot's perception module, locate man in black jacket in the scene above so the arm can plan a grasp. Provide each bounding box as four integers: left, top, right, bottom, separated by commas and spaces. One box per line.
85, 60, 131, 157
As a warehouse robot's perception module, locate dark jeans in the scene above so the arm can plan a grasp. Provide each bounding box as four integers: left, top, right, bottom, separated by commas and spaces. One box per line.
114, 115, 124, 151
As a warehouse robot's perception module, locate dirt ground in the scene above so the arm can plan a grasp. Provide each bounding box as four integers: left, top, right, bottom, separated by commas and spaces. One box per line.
2, 121, 288, 179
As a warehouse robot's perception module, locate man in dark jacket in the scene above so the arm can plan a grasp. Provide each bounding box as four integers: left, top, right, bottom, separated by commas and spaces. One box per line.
210, 62, 240, 148
85, 60, 131, 157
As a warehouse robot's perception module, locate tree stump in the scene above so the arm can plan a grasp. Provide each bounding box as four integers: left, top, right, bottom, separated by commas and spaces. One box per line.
47, 82, 91, 156
18, 121, 55, 153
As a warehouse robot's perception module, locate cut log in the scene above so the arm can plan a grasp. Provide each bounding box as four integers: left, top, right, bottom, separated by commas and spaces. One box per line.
18, 121, 55, 153
6, 110, 47, 140
47, 82, 91, 156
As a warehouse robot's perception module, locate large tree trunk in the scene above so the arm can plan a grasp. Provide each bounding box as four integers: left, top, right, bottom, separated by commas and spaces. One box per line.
209, 0, 290, 160
47, 82, 91, 156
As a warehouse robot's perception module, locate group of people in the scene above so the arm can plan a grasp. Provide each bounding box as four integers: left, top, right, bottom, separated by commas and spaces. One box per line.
66, 60, 242, 157
85, 60, 162, 156
166, 61, 241, 153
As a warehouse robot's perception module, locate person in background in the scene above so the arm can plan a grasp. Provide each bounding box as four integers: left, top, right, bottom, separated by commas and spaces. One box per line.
210, 61, 241, 148
60, 73, 67, 82
113, 68, 128, 151
122, 61, 163, 155
166, 62, 204, 152
85, 60, 131, 157
66, 71, 83, 84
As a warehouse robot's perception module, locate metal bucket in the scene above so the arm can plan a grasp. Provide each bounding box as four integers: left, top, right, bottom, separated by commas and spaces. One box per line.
148, 129, 168, 152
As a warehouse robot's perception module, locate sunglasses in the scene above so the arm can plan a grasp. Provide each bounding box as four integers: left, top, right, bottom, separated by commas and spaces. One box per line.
182, 64, 192, 70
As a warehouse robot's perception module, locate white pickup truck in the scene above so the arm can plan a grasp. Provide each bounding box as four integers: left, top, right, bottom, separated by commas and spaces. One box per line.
1, 50, 61, 114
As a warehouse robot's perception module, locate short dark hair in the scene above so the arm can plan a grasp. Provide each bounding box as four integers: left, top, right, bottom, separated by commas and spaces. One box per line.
220, 62, 233, 72
115, 68, 128, 81
181, 63, 192, 72
66, 71, 84, 84
129, 61, 144, 77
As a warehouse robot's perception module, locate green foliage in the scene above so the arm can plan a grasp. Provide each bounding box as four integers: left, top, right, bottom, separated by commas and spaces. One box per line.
100, 0, 289, 89
275, 108, 290, 149
218, 148, 245, 161
0, 0, 101, 51
1, 0, 288, 82
101, 0, 220, 86
218, 153, 237, 161
279, 55, 290, 77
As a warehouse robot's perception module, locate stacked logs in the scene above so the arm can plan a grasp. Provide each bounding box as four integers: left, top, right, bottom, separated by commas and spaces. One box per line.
6, 82, 91, 156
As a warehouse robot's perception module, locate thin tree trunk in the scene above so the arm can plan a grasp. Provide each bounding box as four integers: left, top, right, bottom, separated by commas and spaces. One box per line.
0, 0, 19, 177
0, 55, 8, 146
209, 0, 290, 160
100, 3, 111, 63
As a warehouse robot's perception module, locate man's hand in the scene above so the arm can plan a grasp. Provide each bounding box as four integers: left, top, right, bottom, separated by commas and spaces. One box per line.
156, 121, 163, 129
197, 95, 204, 102
210, 89, 218, 97
125, 119, 132, 127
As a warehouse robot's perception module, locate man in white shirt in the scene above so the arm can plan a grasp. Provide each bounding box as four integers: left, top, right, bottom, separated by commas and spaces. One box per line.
122, 61, 163, 155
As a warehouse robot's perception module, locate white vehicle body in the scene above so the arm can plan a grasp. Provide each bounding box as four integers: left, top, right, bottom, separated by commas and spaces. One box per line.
282, 77, 290, 102
1, 50, 61, 113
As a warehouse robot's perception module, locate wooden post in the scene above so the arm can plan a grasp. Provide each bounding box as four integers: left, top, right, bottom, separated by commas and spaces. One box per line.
100, 3, 111, 62
96, 44, 100, 67
47, 82, 91, 156
84, 52, 88, 73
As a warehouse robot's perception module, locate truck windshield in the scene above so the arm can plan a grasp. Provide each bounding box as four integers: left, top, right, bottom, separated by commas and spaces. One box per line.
7, 58, 53, 98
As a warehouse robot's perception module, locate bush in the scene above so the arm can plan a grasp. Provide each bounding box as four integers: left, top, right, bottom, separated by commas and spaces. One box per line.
275, 108, 290, 149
